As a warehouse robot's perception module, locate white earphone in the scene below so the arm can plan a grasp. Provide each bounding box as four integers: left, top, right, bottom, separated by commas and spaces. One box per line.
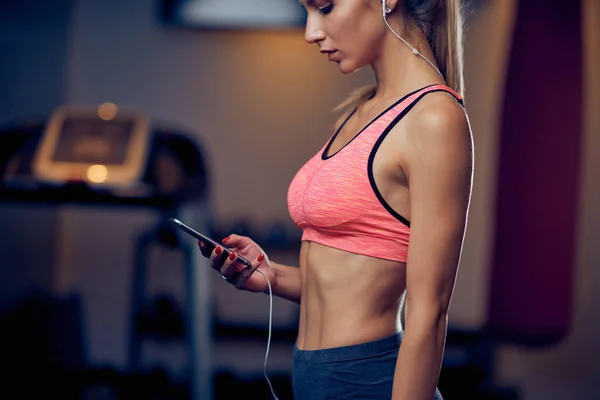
381, 0, 444, 79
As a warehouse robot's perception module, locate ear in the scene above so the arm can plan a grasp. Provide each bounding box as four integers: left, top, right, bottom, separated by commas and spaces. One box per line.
384, 0, 400, 13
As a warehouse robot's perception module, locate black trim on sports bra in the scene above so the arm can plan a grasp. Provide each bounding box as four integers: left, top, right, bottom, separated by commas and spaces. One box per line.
367, 88, 465, 228
321, 84, 438, 160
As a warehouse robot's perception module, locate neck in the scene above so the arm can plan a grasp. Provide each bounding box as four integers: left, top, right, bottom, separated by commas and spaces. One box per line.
370, 23, 445, 101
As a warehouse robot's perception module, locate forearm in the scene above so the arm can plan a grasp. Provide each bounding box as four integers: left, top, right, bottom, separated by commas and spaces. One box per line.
267, 261, 302, 303
392, 315, 447, 399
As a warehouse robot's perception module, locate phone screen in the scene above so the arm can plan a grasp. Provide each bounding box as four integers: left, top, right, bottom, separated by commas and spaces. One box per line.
168, 218, 252, 267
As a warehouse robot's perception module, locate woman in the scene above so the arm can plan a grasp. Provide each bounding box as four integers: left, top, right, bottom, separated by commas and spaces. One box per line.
201, 0, 472, 398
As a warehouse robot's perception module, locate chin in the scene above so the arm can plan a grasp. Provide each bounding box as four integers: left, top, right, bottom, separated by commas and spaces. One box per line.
337, 60, 362, 75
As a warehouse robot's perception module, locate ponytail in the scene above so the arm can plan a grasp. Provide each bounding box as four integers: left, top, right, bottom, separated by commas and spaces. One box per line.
334, 0, 465, 114
432, 0, 465, 98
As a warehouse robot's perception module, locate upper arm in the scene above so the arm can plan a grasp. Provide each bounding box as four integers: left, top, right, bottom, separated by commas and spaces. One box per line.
401, 97, 473, 322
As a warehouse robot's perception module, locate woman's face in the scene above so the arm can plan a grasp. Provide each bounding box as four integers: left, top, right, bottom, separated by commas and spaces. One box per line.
302, 0, 388, 74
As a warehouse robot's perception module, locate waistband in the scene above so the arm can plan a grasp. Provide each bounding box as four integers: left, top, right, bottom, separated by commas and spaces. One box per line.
293, 332, 402, 363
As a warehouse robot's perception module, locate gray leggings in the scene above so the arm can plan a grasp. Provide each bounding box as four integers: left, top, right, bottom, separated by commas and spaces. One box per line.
292, 333, 443, 400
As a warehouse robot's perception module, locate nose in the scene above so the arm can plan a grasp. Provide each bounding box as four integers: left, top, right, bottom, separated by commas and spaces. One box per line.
304, 14, 326, 45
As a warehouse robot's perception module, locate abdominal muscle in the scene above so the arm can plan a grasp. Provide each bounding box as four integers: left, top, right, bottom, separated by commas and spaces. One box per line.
295, 240, 407, 351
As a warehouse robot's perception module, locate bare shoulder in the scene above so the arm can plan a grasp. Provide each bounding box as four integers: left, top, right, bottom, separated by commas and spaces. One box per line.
401, 92, 472, 165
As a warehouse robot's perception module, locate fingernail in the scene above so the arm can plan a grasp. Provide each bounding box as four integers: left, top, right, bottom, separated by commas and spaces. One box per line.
257, 253, 265, 262
222, 237, 230, 243
215, 246, 222, 255
229, 252, 236, 261
198, 240, 204, 248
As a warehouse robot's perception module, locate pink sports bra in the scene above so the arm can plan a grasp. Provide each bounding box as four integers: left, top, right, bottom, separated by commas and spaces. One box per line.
287, 84, 463, 263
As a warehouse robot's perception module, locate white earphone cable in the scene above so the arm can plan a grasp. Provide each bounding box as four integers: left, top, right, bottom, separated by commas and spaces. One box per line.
255, 269, 279, 400
382, 2, 445, 80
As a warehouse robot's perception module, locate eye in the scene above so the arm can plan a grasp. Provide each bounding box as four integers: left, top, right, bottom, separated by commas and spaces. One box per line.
318, 3, 334, 15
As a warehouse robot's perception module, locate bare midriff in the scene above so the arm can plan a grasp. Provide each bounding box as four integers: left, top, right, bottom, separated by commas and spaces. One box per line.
295, 240, 407, 351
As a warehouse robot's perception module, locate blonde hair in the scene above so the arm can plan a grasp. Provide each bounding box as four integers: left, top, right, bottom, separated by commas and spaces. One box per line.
334, 0, 465, 114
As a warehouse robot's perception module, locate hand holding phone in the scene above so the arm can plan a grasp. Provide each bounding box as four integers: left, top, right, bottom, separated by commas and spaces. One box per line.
169, 218, 274, 293
168, 218, 252, 268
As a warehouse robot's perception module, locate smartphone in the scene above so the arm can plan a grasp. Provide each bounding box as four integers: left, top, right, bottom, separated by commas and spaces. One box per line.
168, 218, 252, 268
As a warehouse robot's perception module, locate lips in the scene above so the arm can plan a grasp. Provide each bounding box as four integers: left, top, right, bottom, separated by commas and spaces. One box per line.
320, 50, 339, 61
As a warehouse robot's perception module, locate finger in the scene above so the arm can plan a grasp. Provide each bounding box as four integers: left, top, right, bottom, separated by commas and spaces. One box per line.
197, 240, 212, 258
209, 246, 227, 270
222, 235, 262, 268
233, 253, 266, 288
221, 234, 245, 248
220, 251, 244, 282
